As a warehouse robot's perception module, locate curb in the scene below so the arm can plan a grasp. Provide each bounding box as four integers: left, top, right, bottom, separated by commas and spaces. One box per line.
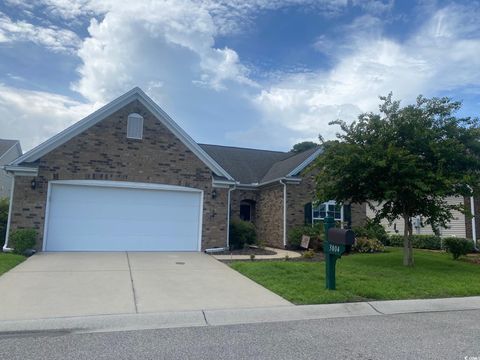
1, 296, 479, 335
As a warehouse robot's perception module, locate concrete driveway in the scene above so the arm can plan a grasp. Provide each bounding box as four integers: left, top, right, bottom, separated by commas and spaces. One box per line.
0, 252, 290, 321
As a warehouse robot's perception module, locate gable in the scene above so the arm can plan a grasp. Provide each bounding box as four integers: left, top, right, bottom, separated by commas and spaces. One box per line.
10, 88, 233, 180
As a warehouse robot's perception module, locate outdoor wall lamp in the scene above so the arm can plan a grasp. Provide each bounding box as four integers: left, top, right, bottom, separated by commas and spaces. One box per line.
211, 189, 217, 199
31, 178, 37, 190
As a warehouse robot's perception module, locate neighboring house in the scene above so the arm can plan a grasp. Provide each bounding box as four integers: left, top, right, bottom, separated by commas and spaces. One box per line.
3, 87, 364, 252
366, 196, 478, 240
0, 139, 22, 199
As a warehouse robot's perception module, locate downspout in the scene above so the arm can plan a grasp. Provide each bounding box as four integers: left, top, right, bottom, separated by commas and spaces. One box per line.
226, 184, 236, 249
279, 180, 287, 248
470, 196, 477, 250
2, 174, 15, 252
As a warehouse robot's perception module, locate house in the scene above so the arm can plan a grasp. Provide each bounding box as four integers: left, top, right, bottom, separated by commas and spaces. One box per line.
367, 196, 478, 240
3, 87, 365, 252
0, 139, 22, 199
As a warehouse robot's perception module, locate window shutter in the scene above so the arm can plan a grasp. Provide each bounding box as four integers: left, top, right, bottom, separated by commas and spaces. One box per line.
304, 202, 312, 225
343, 203, 352, 228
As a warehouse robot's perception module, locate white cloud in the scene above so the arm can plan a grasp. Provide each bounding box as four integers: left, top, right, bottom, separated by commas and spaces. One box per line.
250, 3, 480, 145
0, 12, 81, 53
0, 84, 95, 150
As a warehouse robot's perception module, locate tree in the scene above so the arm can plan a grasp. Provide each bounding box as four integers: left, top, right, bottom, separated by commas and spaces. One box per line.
290, 141, 318, 154
314, 93, 480, 266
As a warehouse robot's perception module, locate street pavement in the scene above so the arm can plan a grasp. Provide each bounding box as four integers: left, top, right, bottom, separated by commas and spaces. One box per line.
0, 309, 479, 359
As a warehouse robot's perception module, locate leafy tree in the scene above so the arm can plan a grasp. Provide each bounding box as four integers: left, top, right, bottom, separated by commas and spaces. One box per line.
315, 93, 480, 266
291, 141, 318, 154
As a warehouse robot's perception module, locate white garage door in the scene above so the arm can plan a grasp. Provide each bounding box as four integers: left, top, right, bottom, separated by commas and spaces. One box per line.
44, 181, 202, 251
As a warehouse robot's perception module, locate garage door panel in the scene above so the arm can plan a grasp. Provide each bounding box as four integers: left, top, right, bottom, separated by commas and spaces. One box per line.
45, 183, 202, 251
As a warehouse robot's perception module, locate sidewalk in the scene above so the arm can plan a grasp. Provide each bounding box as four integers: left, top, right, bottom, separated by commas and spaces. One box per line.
1, 296, 479, 334
212, 247, 301, 260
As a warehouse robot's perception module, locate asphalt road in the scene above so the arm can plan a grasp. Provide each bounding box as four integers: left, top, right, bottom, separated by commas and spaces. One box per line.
1, 310, 479, 360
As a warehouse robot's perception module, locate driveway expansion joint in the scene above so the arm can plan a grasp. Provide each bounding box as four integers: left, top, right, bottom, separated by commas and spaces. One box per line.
125, 252, 138, 314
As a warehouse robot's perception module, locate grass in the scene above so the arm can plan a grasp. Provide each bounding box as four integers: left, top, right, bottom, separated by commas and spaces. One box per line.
230, 247, 480, 304
0, 252, 25, 276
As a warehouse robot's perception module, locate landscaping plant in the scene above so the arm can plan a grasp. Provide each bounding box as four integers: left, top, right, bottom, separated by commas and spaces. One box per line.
229, 220, 257, 250
443, 237, 474, 260
9, 229, 37, 255
353, 237, 385, 253
315, 93, 480, 266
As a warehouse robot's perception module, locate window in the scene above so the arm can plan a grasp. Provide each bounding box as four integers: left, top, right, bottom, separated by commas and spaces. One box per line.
127, 113, 144, 139
312, 200, 343, 221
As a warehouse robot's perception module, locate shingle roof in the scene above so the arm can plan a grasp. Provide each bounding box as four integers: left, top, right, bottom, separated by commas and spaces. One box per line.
0, 139, 19, 157
199, 144, 321, 184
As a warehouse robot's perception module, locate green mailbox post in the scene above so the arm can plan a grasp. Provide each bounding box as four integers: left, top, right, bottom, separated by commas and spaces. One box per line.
323, 216, 355, 290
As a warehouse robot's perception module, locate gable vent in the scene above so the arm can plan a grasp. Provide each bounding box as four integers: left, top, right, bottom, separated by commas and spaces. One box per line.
127, 113, 144, 139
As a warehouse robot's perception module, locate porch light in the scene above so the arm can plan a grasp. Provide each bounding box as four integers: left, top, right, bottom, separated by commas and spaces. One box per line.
31, 178, 37, 190
211, 189, 217, 199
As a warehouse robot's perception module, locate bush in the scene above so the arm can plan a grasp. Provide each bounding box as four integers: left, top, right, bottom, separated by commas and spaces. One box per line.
9, 229, 37, 255
387, 234, 443, 250
229, 220, 256, 250
302, 249, 315, 259
353, 237, 385, 253
353, 220, 388, 244
288, 222, 324, 250
0, 198, 8, 248
443, 237, 474, 260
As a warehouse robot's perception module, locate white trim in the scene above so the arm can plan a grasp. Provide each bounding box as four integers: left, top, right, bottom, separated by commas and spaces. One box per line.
237, 177, 302, 189
2, 176, 15, 252
280, 179, 287, 247
287, 148, 323, 177
4, 165, 38, 176
10, 87, 233, 180
42, 180, 204, 252
198, 190, 204, 252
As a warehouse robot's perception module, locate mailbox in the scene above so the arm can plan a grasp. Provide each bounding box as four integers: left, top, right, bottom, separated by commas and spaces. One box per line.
327, 228, 355, 246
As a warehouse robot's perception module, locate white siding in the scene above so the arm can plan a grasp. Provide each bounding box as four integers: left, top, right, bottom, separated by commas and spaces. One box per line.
366, 196, 466, 238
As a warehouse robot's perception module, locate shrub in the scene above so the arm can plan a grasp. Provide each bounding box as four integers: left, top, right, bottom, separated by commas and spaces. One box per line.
288, 222, 324, 250
0, 198, 8, 248
9, 229, 37, 255
353, 219, 388, 244
443, 237, 474, 260
229, 220, 257, 250
387, 234, 442, 250
302, 249, 315, 259
353, 237, 385, 253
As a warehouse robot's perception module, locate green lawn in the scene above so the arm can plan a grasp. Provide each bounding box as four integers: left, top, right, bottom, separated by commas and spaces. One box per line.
230, 248, 480, 304
0, 253, 25, 276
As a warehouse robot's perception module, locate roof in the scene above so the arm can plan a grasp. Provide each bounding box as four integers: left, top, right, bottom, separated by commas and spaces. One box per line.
9, 87, 233, 180
6, 87, 321, 184
0, 139, 19, 156
200, 144, 322, 184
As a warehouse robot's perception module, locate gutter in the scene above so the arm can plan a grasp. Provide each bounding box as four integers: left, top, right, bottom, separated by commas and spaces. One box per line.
2, 175, 15, 252
226, 184, 237, 249
279, 179, 287, 248
471, 196, 477, 250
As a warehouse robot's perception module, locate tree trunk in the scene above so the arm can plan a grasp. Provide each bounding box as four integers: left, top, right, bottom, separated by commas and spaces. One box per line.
403, 214, 414, 266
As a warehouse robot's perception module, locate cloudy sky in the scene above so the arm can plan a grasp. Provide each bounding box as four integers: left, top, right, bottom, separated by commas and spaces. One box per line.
0, 0, 479, 151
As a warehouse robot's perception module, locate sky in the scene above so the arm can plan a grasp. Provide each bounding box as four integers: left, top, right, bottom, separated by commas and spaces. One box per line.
0, 0, 480, 152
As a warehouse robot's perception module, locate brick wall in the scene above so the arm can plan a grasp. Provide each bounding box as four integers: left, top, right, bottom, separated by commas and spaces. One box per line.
230, 189, 258, 222
8, 99, 227, 250
256, 183, 284, 248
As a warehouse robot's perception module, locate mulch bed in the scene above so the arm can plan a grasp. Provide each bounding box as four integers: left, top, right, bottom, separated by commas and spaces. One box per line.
214, 247, 277, 256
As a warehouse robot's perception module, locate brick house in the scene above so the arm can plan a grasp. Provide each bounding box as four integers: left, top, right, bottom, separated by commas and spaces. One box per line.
3, 87, 364, 252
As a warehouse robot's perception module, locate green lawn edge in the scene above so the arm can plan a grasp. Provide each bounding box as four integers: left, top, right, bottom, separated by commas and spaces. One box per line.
230, 248, 480, 304
0, 253, 26, 276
